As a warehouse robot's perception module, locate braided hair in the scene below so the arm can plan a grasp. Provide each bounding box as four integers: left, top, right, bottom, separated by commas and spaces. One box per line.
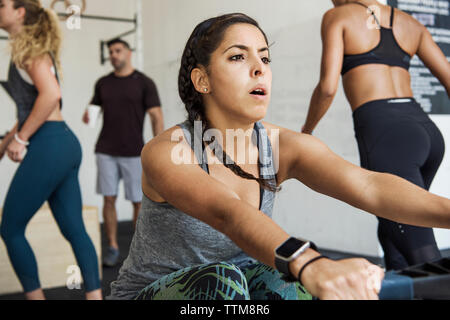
178, 13, 279, 193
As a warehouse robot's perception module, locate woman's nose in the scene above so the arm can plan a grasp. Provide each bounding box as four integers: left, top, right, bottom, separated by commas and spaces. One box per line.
251, 57, 265, 77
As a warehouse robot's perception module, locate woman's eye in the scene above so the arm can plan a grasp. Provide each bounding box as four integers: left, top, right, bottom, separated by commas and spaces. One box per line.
230, 54, 244, 61
262, 57, 271, 64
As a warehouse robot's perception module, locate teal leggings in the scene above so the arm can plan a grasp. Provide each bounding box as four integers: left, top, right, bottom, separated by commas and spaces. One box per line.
0, 122, 100, 293
135, 262, 312, 300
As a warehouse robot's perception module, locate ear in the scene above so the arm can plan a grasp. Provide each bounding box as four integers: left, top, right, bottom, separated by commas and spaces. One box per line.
16, 6, 26, 22
126, 48, 132, 60
191, 66, 210, 94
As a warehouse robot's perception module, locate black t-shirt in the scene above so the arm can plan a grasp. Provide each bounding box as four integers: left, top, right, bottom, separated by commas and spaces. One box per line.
90, 70, 161, 157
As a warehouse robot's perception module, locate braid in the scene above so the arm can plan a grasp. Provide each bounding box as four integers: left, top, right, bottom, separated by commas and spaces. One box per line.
178, 13, 279, 193
203, 124, 279, 193
179, 40, 206, 129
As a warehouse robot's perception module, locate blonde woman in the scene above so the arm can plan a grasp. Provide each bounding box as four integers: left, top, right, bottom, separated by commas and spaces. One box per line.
0, 0, 101, 300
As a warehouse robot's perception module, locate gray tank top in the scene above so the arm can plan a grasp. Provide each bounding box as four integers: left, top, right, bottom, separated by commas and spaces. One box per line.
0, 52, 62, 130
108, 119, 277, 300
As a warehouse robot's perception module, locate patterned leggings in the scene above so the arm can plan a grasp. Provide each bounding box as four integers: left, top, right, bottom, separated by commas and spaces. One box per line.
135, 262, 312, 300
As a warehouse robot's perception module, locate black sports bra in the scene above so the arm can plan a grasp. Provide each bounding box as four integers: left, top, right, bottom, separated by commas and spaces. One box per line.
341, 3, 411, 76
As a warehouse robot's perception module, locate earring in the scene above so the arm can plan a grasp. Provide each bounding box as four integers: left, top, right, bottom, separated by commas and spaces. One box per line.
203, 88, 208, 93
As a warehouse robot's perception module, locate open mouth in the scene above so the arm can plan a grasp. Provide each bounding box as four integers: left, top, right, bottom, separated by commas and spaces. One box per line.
250, 88, 266, 96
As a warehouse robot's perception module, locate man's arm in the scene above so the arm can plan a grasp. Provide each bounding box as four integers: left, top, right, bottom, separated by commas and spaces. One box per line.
147, 107, 164, 137
142, 75, 164, 137
83, 79, 103, 124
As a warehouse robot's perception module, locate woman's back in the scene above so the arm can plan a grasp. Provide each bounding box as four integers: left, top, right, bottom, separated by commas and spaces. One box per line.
335, 3, 426, 109
302, 1, 449, 134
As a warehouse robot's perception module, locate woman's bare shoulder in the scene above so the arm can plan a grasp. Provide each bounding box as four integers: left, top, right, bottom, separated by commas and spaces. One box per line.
323, 5, 352, 22
142, 124, 189, 158
260, 121, 288, 133
260, 121, 330, 183
392, 7, 427, 37
260, 121, 304, 141
261, 121, 332, 162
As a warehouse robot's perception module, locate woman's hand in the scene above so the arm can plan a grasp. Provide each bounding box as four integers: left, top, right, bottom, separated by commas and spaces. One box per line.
82, 109, 90, 124
6, 139, 26, 163
301, 257, 385, 300
0, 142, 6, 161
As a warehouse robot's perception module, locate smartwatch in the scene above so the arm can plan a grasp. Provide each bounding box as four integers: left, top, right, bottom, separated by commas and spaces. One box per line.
275, 236, 317, 281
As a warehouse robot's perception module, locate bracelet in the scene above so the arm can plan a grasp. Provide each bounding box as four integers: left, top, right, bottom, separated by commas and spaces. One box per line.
14, 133, 29, 146
297, 255, 329, 287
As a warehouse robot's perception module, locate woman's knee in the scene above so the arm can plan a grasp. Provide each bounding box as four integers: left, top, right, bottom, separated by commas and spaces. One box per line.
184, 262, 249, 299
0, 219, 22, 244
0, 222, 8, 242
213, 262, 246, 281
139, 262, 250, 300
60, 227, 90, 246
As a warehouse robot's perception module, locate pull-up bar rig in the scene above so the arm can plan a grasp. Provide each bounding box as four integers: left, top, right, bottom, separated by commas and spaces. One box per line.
59, 12, 139, 65
0, 12, 138, 66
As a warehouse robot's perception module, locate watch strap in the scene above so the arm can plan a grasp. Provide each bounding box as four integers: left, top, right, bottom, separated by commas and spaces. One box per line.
275, 256, 296, 281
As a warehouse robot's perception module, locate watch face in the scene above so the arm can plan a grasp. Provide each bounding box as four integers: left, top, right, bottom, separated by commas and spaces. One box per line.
276, 237, 307, 258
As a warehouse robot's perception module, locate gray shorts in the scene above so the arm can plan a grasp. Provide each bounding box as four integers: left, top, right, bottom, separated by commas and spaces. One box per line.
96, 153, 143, 203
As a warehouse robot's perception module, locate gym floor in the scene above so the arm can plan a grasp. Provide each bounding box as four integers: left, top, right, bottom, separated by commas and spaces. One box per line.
0, 221, 447, 300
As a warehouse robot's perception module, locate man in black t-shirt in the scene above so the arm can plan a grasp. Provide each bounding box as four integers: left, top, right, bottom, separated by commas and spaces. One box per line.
83, 38, 164, 267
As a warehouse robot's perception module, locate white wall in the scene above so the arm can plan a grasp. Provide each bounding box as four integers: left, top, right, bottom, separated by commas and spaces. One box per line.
0, 0, 140, 223
141, 0, 450, 256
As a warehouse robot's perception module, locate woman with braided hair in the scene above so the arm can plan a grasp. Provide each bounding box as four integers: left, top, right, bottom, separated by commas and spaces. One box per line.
0, 0, 101, 299
109, 13, 450, 300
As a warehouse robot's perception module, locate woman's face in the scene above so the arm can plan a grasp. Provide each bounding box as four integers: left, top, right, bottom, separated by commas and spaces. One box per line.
204, 23, 272, 125
0, 0, 23, 32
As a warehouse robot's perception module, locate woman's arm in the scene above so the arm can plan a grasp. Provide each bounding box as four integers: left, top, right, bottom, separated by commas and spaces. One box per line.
282, 128, 450, 229
141, 128, 383, 299
6, 54, 61, 162
302, 9, 343, 134
16, 54, 62, 142
416, 25, 450, 97
0, 122, 18, 160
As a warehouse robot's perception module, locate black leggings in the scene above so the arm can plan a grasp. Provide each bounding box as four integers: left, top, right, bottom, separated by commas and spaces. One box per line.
353, 98, 444, 270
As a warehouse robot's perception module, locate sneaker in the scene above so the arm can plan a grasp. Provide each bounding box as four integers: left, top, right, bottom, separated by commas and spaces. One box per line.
103, 246, 120, 267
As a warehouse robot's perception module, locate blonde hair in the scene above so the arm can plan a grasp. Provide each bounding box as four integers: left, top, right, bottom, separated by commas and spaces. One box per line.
10, 0, 62, 73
